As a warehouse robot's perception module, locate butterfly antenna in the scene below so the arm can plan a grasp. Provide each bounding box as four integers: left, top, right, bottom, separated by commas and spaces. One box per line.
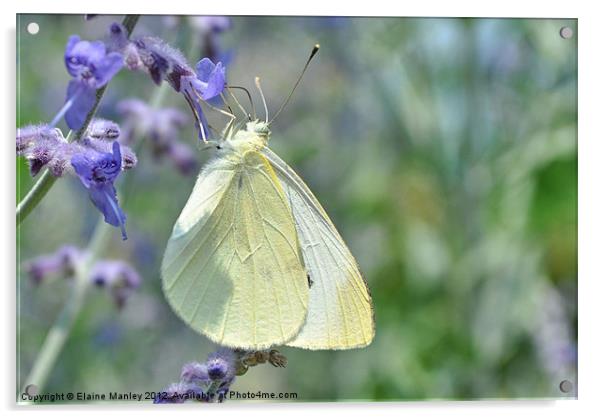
226, 86, 254, 121
255, 77, 269, 123
223, 116, 236, 140
218, 92, 236, 116
270, 44, 320, 125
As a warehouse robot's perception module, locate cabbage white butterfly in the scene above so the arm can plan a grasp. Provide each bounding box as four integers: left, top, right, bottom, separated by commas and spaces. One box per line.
161, 46, 374, 350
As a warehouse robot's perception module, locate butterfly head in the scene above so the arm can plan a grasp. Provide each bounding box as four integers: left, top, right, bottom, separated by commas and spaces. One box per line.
251, 120, 271, 138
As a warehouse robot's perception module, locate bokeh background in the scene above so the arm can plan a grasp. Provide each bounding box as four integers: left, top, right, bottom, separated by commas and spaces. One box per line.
17, 15, 577, 401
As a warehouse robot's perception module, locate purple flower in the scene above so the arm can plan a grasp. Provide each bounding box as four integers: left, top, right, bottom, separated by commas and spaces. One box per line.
190, 17, 233, 65
181, 362, 209, 384
106, 23, 143, 71
71, 141, 127, 239
131, 37, 192, 88
107, 23, 129, 51
156, 348, 238, 403
167, 142, 198, 176
63, 35, 123, 129
117, 99, 197, 174
186, 58, 226, 101
81, 136, 138, 171
90, 260, 141, 288
123, 35, 225, 141
16, 125, 61, 153
117, 99, 188, 150
189, 16, 232, 34
89, 260, 141, 308
86, 118, 121, 140
181, 58, 226, 140
206, 348, 235, 381
17, 125, 64, 176
154, 382, 202, 404
24, 255, 62, 285
17, 120, 137, 179
24, 245, 85, 285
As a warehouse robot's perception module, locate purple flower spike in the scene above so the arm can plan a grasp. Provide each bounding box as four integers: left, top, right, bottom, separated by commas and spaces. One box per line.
63, 35, 124, 129
17, 120, 135, 179
71, 141, 127, 239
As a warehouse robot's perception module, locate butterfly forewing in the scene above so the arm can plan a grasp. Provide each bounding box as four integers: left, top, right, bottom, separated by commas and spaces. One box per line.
262, 147, 375, 349
161, 150, 309, 350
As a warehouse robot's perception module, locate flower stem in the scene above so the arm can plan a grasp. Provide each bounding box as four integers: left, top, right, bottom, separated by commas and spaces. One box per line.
21, 221, 112, 396
16, 171, 58, 225
16, 14, 140, 226
49, 91, 79, 128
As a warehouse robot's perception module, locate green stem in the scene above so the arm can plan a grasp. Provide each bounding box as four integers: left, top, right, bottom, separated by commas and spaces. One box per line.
16, 14, 140, 226
16, 171, 57, 225
21, 221, 113, 396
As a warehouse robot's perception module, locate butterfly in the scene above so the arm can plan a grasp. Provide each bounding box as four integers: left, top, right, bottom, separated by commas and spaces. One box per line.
161, 47, 374, 350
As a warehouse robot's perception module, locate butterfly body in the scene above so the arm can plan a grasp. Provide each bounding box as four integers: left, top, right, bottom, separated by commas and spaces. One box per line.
162, 121, 374, 350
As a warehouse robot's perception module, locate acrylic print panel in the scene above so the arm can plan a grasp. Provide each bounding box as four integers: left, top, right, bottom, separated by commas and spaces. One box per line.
16, 14, 577, 404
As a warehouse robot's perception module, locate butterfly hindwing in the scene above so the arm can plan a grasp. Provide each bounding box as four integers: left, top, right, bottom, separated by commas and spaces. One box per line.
263, 147, 375, 349
161, 150, 309, 350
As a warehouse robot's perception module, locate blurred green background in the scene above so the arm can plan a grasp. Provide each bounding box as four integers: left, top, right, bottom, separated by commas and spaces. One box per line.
17, 15, 577, 401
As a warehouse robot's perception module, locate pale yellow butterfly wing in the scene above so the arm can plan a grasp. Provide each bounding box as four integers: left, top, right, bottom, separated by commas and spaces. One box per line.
161, 150, 309, 350
263, 147, 375, 349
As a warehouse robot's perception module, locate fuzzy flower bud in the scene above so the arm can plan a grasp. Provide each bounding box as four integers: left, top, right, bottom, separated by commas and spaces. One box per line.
206, 348, 236, 381
23, 245, 85, 285
131, 37, 194, 89
180, 362, 209, 384
89, 260, 142, 308
17, 125, 65, 176
86, 118, 121, 140
168, 141, 198, 175
16, 125, 62, 153
117, 98, 195, 175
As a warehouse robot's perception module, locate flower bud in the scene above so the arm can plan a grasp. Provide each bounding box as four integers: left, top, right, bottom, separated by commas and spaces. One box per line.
180, 362, 209, 383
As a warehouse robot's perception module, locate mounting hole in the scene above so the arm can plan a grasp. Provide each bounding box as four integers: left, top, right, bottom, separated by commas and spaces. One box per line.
27, 22, 39, 35
559, 26, 573, 39
24, 384, 38, 396
559, 379, 574, 393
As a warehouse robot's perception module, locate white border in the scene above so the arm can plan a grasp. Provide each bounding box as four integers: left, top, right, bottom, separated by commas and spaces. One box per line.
2, 1, 599, 418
